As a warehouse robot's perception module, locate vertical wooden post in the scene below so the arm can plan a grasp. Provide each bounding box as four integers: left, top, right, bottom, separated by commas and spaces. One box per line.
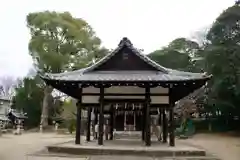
169, 85, 175, 147
158, 108, 162, 141
169, 107, 175, 146
94, 109, 98, 125
75, 101, 82, 144
124, 105, 126, 131
141, 106, 145, 141
145, 87, 151, 146
158, 109, 162, 125
113, 105, 116, 136
94, 109, 98, 139
162, 108, 167, 143
134, 110, 136, 131
86, 107, 92, 142
110, 105, 114, 140
98, 86, 104, 145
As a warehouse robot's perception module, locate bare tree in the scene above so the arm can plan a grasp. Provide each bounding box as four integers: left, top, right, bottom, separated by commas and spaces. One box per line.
26, 68, 37, 78
190, 26, 210, 47
0, 76, 17, 98
174, 86, 206, 119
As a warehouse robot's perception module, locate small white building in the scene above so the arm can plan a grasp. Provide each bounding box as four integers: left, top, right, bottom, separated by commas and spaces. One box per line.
0, 96, 11, 128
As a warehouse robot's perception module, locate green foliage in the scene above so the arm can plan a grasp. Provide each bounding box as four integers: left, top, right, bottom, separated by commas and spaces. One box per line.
60, 99, 77, 133
61, 99, 76, 120
26, 11, 108, 127
149, 4, 240, 127
148, 48, 191, 70
27, 11, 107, 73
12, 77, 44, 128
65, 118, 76, 134
204, 3, 240, 117
148, 3, 240, 131
148, 38, 201, 72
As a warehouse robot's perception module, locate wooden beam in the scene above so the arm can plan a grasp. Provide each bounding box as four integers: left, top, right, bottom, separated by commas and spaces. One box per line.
86, 107, 92, 142
103, 98, 146, 104
98, 86, 104, 145
80, 103, 169, 108
81, 93, 168, 96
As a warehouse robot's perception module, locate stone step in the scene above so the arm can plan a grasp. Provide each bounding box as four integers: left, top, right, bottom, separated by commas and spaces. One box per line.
90, 156, 221, 160
114, 133, 141, 139
28, 153, 220, 160
114, 132, 160, 140
47, 145, 206, 158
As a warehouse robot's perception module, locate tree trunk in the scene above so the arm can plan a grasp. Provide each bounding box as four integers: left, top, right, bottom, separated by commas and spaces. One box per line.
40, 85, 53, 128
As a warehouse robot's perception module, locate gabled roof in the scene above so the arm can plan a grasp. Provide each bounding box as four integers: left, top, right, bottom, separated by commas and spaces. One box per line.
0, 115, 10, 121
83, 37, 169, 73
41, 37, 211, 82
8, 109, 27, 119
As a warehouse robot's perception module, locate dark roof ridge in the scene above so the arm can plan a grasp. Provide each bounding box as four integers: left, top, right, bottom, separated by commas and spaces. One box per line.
83, 37, 169, 74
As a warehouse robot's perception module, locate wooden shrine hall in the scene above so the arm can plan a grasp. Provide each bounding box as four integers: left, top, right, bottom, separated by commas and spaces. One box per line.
40, 37, 211, 147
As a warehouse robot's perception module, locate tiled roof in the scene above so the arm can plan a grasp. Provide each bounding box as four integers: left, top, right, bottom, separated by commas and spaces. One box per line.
0, 115, 10, 121
8, 111, 27, 119
40, 37, 211, 82
0, 96, 11, 101
43, 70, 209, 82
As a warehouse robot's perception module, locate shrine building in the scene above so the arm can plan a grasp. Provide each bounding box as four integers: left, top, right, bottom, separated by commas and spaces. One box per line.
40, 37, 211, 147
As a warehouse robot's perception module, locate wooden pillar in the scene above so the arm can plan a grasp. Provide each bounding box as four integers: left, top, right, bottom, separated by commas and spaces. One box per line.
124, 108, 126, 131
158, 108, 162, 141
141, 106, 145, 141
168, 85, 175, 147
86, 107, 92, 142
158, 109, 162, 125
94, 108, 98, 139
94, 109, 98, 124
98, 86, 104, 145
75, 101, 82, 144
110, 105, 114, 140
105, 118, 109, 140
145, 87, 151, 146
113, 105, 116, 131
134, 110, 136, 131
169, 105, 175, 146
162, 108, 167, 143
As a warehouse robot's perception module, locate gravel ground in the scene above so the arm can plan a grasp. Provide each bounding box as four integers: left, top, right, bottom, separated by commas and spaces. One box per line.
184, 133, 240, 160
0, 132, 239, 160
0, 133, 78, 160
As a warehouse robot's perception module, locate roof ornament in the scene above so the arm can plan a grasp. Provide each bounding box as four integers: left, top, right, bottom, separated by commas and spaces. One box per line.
118, 37, 133, 47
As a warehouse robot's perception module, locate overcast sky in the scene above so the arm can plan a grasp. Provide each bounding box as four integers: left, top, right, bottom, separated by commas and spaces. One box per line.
0, 0, 235, 78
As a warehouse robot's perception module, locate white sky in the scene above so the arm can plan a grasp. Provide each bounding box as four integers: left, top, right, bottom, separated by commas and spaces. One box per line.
0, 0, 235, 78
